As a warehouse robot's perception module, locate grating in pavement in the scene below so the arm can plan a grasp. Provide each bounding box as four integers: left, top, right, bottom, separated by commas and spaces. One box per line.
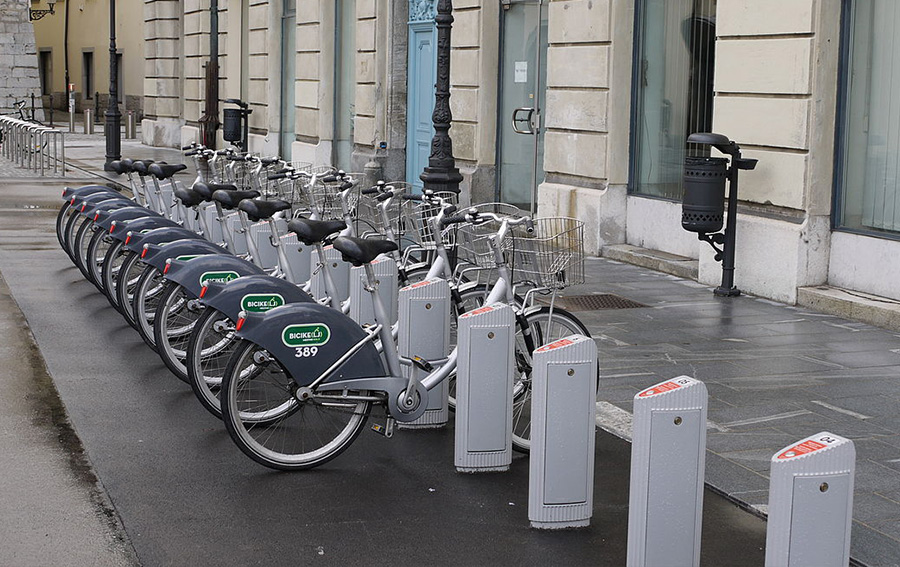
538, 294, 647, 311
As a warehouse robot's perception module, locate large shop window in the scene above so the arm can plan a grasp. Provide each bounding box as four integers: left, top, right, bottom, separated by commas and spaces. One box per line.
836, 0, 900, 236
629, 0, 716, 200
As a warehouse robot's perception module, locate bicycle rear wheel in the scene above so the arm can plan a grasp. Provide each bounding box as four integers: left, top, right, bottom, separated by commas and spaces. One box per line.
132, 265, 167, 351
186, 307, 238, 418
511, 306, 591, 453
154, 281, 203, 383
86, 227, 114, 292
220, 340, 371, 471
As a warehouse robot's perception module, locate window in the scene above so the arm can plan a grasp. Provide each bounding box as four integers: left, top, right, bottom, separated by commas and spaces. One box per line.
836, 0, 900, 236
39, 50, 52, 95
629, 0, 717, 200
82, 51, 94, 99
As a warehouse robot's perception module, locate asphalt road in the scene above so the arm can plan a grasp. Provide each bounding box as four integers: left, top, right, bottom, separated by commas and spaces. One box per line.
0, 179, 768, 566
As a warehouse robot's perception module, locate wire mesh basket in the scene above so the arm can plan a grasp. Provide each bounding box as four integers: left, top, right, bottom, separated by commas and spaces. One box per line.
354, 182, 414, 238
307, 171, 364, 220
402, 191, 461, 250
268, 164, 335, 211
455, 203, 530, 268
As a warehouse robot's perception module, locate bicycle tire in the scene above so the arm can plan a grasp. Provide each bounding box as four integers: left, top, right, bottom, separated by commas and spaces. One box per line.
511, 306, 591, 453
220, 339, 372, 471
113, 251, 144, 326
63, 208, 91, 261
72, 219, 98, 281
131, 265, 167, 352
186, 307, 238, 419
85, 226, 115, 292
153, 281, 202, 383
101, 242, 129, 310
56, 202, 75, 251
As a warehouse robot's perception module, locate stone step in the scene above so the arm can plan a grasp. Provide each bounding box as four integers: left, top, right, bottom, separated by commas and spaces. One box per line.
797, 285, 900, 332
601, 243, 698, 280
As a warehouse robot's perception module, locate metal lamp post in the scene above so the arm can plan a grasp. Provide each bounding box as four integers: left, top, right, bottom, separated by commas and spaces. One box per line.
420, 0, 463, 194
103, 0, 121, 170
198, 0, 220, 148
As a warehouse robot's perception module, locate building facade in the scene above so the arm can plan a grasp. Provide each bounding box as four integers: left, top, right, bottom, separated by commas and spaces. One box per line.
0, 0, 41, 116
140, 0, 900, 307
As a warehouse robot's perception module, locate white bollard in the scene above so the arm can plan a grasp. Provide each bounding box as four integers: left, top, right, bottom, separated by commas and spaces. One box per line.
528, 334, 598, 529
349, 255, 398, 326
309, 245, 350, 304
454, 303, 515, 470
397, 278, 451, 429
626, 376, 708, 567
765, 432, 855, 567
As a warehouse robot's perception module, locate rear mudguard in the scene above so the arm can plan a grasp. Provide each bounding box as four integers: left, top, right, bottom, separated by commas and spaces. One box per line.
122, 227, 202, 254
70, 192, 130, 212
62, 185, 118, 200
95, 206, 157, 231
235, 304, 388, 389
109, 216, 182, 244
199, 275, 313, 321
77, 197, 134, 219
140, 239, 232, 271
157, 253, 263, 298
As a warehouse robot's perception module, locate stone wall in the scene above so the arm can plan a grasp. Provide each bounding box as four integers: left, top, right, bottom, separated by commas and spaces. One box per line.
0, 0, 41, 117
142, 0, 184, 147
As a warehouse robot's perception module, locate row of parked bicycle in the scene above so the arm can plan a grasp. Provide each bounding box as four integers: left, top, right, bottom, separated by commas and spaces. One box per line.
56, 143, 589, 470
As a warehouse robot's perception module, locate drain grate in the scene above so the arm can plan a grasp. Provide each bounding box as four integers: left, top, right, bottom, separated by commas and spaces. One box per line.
538, 294, 647, 311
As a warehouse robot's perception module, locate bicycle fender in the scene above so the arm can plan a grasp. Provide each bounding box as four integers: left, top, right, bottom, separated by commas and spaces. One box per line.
95, 206, 157, 231
199, 275, 313, 321
70, 193, 130, 212
141, 239, 233, 272
160, 254, 264, 298
235, 304, 386, 388
77, 197, 134, 219
62, 185, 118, 200
110, 218, 184, 244
121, 226, 202, 252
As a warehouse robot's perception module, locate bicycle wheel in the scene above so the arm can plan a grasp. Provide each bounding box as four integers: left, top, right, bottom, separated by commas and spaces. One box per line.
85, 227, 115, 291
186, 307, 238, 418
132, 265, 167, 351
446, 284, 493, 409
113, 252, 144, 326
154, 282, 203, 383
56, 202, 76, 251
72, 219, 99, 281
511, 306, 590, 453
63, 210, 91, 262
220, 339, 372, 471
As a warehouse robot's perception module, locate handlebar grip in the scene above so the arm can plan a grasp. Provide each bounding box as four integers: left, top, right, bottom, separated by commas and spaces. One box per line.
184, 150, 200, 156
321, 175, 337, 183
361, 187, 381, 195
442, 205, 457, 216
181, 145, 195, 151
268, 173, 287, 181
375, 192, 393, 202
440, 214, 468, 228
339, 181, 355, 191
260, 157, 279, 166
400, 193, 423, 201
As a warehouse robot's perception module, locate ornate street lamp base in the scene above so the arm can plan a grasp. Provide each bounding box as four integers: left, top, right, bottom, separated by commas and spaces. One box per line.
421, 166, 463, 194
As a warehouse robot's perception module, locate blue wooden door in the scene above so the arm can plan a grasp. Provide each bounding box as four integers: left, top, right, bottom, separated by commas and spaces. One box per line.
406, 20, 437, 193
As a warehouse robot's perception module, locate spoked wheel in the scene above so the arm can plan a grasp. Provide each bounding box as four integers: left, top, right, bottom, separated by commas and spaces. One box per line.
101, 244, 130, 311
220, 339, 372, 471
63, 210, 92, 261
154, 282, 204, 383
73, 219, 98, 282
113, 252, 144, 325
511, 306, 590, 453
186, 308, 239, 419
86, 228, 115, 292
132, 266, 167, 351
56, 203, 75, 251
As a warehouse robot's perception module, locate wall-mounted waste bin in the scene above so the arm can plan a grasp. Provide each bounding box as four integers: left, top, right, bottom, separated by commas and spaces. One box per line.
681, 156, 728, 234
222, 108, 243, 143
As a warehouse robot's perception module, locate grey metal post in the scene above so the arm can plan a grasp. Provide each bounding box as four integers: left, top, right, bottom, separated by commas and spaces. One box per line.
84, 109, 93, 134
765, 432, 855, 567
454, 303, 514, 471
627, 376, 708, 567
528, 334, 598, 529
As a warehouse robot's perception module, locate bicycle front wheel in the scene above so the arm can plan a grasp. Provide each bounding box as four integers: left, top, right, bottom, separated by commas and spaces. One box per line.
220, 339, 372, 471
512, 306, 591, 453
154, 281, 203, 383
132, 265, 167, 351
186, 307, 238, 419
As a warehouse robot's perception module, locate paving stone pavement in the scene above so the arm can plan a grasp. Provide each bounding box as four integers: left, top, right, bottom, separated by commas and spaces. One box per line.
567, 258, 900, 566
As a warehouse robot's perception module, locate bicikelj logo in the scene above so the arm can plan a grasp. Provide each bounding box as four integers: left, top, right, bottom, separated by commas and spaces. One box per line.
240, 293, 285, 313
282, 323, 331, 347
199, 271, 240, 285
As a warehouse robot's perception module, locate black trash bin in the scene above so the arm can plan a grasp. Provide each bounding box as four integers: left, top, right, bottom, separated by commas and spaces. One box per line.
222, 108, 243, 143
681, 156, 728, 234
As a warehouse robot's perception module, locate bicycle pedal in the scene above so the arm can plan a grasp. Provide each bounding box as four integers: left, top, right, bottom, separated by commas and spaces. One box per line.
371, 418, 395, 438
412, 356, 433, 373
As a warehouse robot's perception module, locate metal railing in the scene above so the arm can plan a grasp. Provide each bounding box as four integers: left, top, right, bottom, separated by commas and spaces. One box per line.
0, 116, 66, 177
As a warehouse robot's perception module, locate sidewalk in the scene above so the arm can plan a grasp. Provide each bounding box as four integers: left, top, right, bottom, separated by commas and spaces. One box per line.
1, 135, 899, 565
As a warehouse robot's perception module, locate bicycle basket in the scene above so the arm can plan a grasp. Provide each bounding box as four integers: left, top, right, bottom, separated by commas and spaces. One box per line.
308, 172, 364, 220
404, 191, 460, 250
354, 182, 414, 238
508, 217, 584, 289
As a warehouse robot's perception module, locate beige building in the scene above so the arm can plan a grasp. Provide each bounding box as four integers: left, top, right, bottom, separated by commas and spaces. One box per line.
140, 0, 900, 311
31, 0, 145, 113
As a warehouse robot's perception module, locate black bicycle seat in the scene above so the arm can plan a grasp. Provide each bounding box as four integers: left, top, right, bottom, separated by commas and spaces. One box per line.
192, 182, 238, 200
332, 236, 398, 266
212, 189, 260, 210
130, 160, 156, 176
174, 188, 205, 208
148, 163, 187, 180
287, 218, 347, 246
239, 199, 291, 222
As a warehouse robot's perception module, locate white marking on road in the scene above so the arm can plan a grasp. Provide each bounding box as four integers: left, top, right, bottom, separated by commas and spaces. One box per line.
772, 319, 807, 324
797, 355, 846, 369
723, 410, 811, 428
885, 458, 900, 464
596, 334, 630, 347
722, 338, 748, 343
596, 401, 730, 439
811, 400, 872, 420
824, 321, 865, 332
600, 371, 655, 379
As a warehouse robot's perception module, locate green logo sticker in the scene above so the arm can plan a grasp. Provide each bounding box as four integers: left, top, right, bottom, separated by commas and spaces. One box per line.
176, 254, 204, 262
282, 324, 331, 347
199, 271, 240, 285
240, 293, 285, 313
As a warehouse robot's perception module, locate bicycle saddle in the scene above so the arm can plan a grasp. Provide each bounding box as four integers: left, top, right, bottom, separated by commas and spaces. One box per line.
239, 199, 291, 222
130, 160, 157, 176
332, 236, 398, 267
148, 163, 187, 180
192, 182, 239, 201
287, 218, 347, 246
212, 189, 260, 210
174, 188, 205, 208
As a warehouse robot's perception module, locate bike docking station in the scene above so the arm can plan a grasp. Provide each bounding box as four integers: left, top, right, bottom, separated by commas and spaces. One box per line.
279, 232, 313, 283
528, 334, 598, 529
765, 432, 856, 567
397, 278, 451, 429
454, 303, 515, 470
350, 255, 398, 327
626, 376, 708, 567
310, 245, 351, 304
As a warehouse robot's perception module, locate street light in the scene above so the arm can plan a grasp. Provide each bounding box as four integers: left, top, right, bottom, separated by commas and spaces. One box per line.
103, 0, 121, 171
420, 0, 463, 195
29, 2, 55, 21
681, 132, 757, 297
